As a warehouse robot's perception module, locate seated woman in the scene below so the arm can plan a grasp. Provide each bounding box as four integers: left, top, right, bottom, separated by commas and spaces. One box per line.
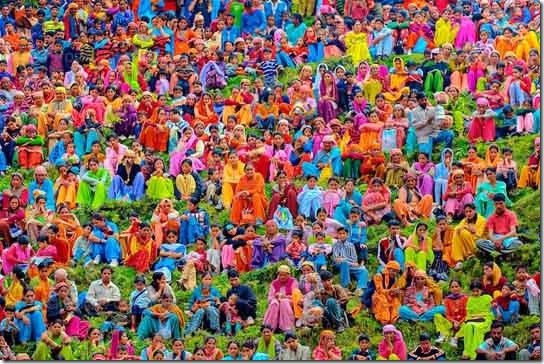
139, 107, 169, 153
456, 280, 493, 360
146, 271, 177, 307
443, 169, 474, 221
399, 270, 445, 322
169, 127, 207, 177
263, 265, 300, 334
404, 222, 434, 272
53, 164, 78, 209
371, 261, 402, 325
149, 199, 179, 249
361, 177, 391, 225
462, 145, 485, 193
175, 159, 205, 201
377, 324, 407, 360
412, 152, 435, 197
14, 288, 46, 344
184, 272, 221, 336
221, 152, 245, 210
434, 148, 453, 206
491, 283, 520, 324
302, 135, 342, 184
2, 172, 28, 209
434, 279, 468, 346
230, 163, 267, 225
46, 282, 89, 341
194, 93, 220, 126
297, 175, 323, 220
451, 203, 486, 270
53, 205, 83, 256
333, 179, 362, 225
429, 216, 455, 280
252, 220, 287, 269
475, 168, 512, 218
154, 230, 186, 272
482, 262, 507, 298
267, 172, 298, 221
137, 293, 184, 340
360, 144, 386, 183
125, 222, 156, 274
392, 173, 433, 227
312, 330, 342, 360
518, 137, 540, 189
384, 105, 409, 151
222, 85, 253, 127
384, 148, 409, 188
384, 58, 410, 103
146, 158, 174, 200
31, 320, 73, 360
3, 237, 34, 277
255, 91, 279, 129
16, 124, 45, 169
77, 328, 106, 360
107, 150, 145, 201
0, 196, 25, 247
139, 334, 170, 360
358, 109, 383, 152
76, 157, 111, 210
29, 262, 54, 307
26, 194, 51, 242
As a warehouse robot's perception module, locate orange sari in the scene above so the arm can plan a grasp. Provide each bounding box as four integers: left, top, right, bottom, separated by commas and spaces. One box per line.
230, 173, 268, 224
139, 110, 169, 152
194, 99, 219, 126
54, 215, 83, 254
125, 234, 156, 273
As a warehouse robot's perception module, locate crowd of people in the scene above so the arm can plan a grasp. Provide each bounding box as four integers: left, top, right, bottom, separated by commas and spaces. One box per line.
0, 0, 539, 359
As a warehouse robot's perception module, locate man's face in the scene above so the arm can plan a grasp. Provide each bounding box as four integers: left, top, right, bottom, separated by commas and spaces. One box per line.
491, 327, 503, 344
229, 276, 240, 287
494, 201, 505, 214
530, 327, 540, 341
101, 269, 112, 283
286, 338, 298, 350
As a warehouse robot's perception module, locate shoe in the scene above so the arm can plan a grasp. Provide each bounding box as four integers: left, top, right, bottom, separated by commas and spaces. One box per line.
449, 337, 458, 348
436, 335, 446, 344
454, 262, 463, 270
93, 255, 101, 264
337, 325, 345, 333
110, 259, 119, 267
246, 316, 255, 325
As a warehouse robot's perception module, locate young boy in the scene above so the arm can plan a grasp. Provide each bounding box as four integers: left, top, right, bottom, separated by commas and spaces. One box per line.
349, 334, 375, 360
257, 48, 281, 89
346, 207, 368, 265
205, 167, 223, 210
305, 232, 331, 271
0, 306, 18, 346
72, 224, 93, 266
286, 230, 307, 268
496, 104, 517, 138
129, 276, 150, 331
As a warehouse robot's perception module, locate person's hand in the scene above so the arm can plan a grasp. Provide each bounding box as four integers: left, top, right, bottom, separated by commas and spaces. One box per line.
181, 214, 189, 221
22, 317, 30, 325
98, 298, 107, 306
493, 240, 503, 249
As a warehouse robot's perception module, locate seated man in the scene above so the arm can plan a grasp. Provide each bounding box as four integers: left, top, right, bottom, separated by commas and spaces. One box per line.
408, 333, 446, 360
84, 267, 121, 316
519, 323, 540, 360
475, 321, 519, 360
476, 193, 523, 256
317, 270, 350, 332
332, 227, 368, 296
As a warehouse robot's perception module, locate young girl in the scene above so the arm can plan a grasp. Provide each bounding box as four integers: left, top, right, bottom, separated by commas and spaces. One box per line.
220, 295, 243, 335
384, 104, 409, 150
321, 177, 342, 217
496, 148, 517, 192
412, 152, 435, 198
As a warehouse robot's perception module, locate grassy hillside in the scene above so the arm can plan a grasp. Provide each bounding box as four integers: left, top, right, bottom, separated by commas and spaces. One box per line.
10, 132, 538, 359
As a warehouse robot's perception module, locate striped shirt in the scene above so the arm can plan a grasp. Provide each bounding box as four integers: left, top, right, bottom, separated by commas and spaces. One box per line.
332, 240, 357, 264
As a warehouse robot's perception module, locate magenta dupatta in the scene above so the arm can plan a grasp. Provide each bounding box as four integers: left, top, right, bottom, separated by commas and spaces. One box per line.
268, 277, 298, 302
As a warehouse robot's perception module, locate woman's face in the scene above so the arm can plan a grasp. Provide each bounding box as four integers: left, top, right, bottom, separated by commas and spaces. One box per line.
484, 265, 493, 277
416, 225, 427, 236
450, 281, 461, 295
205, 339, 216, 351
58, 286, 69, 299
228, 343, 239, 358
202, 274, 212, 286
51, 323, 63, 335
9, 198, 18, 209
464, 206, 475, 219
262, 328, 273, 340
24, 290, 35, 303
